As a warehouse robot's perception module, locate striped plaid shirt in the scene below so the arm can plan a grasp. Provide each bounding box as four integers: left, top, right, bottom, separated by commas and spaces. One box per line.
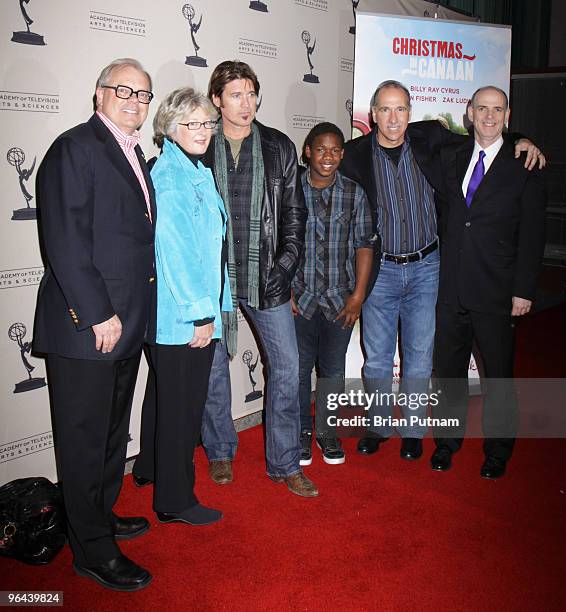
371, 133, 436, 254
224, 135, 253, 299
96, 111, 152, 220
292, 170, 373, 321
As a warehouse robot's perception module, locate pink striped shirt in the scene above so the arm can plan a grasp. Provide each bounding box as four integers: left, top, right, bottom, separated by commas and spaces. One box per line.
96, 111, 152, 221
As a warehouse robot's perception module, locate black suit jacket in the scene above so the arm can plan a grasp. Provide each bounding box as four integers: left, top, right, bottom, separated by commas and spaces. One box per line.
437, 138, 546, 315
33, 114, 156, 360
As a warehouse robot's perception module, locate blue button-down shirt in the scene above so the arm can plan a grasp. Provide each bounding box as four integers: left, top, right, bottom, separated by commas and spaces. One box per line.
371, 133, 437, 255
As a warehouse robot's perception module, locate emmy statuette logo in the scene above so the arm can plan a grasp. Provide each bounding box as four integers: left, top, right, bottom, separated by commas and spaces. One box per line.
8, 323, 47, 393
249, 1, 268, 11
242, 349, 263, 403
183, 4, 207, 67
301, 31, 319, 84
349, 0, 360, 35
11, 0, 45, 45
7, 147, 37, 220
345, 98, 353, 120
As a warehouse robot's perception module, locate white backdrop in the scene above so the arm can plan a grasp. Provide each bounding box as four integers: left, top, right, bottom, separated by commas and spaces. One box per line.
0, 0, 471, 485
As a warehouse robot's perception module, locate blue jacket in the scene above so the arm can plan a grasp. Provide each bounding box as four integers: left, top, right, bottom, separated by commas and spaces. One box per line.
151, 139, 232, 345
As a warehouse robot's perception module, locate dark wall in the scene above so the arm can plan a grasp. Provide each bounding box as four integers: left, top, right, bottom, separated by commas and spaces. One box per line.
437, 0, 552, 69
549, 1, 566, 66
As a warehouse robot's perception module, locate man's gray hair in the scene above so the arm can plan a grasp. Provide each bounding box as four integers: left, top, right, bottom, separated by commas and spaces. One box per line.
96, 58, 152, 91
152, 87, 218, 148
469, 86, 509, 109
370, 79, 411, 108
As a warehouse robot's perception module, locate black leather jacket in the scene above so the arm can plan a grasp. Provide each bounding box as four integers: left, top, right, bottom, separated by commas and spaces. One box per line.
203, 120, 306, 309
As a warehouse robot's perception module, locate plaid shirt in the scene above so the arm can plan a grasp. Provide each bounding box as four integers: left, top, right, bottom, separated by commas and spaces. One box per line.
293, 169, 373, 320
225, 135, 253, 299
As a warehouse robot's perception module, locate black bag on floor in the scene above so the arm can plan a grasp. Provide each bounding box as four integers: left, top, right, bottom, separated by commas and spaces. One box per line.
0, 477, 66, 565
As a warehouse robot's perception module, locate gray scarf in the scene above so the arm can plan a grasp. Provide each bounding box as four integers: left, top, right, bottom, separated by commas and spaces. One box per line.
214, 120, 264, 356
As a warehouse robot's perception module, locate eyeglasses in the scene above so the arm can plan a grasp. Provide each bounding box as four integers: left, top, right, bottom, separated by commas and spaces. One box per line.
101, 85, 154, 104
178, 120, 217, 130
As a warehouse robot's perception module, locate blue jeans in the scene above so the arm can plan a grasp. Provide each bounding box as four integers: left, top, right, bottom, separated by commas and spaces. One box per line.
202, 299, 301, 478
362, 248, 439, 437
201, 341, 238, 462
294, 309, 353, 433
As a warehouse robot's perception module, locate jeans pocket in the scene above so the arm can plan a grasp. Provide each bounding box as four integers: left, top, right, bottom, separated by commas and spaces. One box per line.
422, 251, 440, 266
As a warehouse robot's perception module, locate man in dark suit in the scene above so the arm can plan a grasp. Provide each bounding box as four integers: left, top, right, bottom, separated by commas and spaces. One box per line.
431, 86, 546, 479
340, 80, 542, 463
33, 58, 156, 591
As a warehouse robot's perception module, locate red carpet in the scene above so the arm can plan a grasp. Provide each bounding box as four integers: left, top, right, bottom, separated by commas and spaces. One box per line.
2, 304, 566, 611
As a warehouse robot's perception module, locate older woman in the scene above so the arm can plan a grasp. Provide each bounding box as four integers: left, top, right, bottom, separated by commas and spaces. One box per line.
149, 87, 232, 526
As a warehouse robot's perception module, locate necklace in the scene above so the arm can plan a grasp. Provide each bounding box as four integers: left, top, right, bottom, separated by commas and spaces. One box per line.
226, 135, 244, 169
307, 167, 336, 189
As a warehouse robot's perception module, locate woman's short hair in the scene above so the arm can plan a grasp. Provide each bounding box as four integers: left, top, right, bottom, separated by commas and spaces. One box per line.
152, 87, 218, 148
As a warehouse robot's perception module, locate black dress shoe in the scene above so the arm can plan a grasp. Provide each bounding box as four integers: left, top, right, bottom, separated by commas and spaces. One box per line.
480, 456, 506, 480
133, 474, 153, 488
156, 504, 223, 526
113, 516, 150, 540
73, 554, 152, 591
357, 436, 388, 455
430, 446, 453, 471
400, 437, 423, 460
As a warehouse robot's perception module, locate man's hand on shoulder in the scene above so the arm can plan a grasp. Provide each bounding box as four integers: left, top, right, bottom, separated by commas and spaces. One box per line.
92, 314, 122, 353
515, 139, 546, 170
511, 296, 532, 317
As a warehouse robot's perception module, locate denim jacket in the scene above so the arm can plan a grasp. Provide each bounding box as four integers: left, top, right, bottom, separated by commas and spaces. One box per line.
152, 139, 232, 345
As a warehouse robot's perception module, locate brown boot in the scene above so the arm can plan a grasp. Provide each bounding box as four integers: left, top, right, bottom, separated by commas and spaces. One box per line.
209, 460, 233, 485
269, 471, 318, 497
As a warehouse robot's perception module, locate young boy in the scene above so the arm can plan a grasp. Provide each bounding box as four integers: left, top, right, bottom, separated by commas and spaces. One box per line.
292, 122, 375, 465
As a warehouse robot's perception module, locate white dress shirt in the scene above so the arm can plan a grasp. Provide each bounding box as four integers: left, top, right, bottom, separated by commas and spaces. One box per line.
461, 136, 504, 198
